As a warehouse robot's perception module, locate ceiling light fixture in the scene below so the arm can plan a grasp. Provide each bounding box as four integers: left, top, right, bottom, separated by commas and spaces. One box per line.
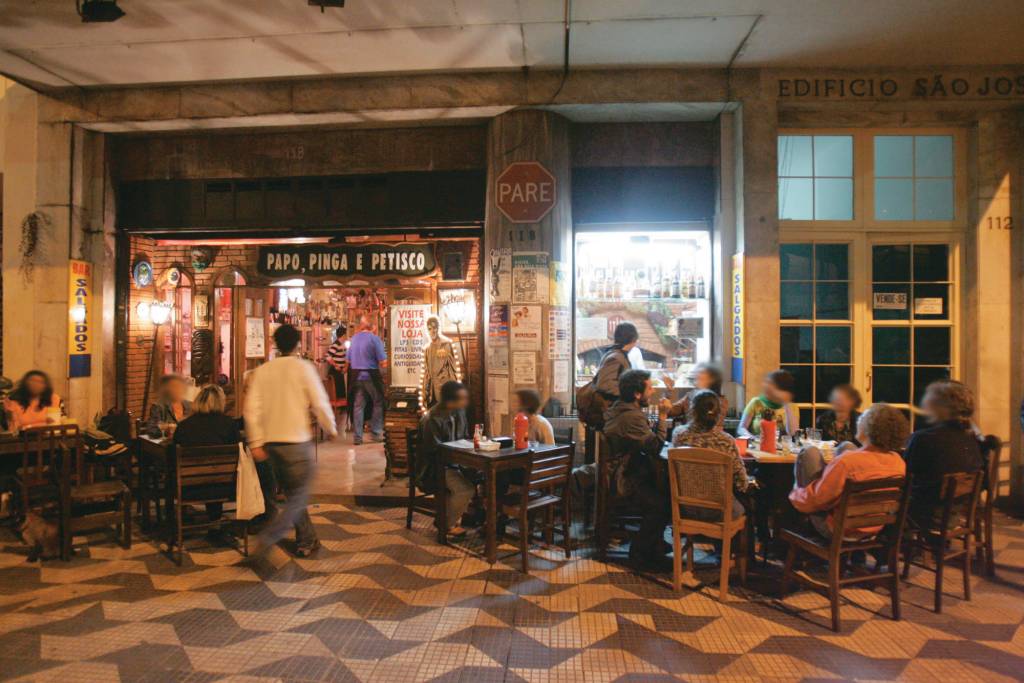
77, 0, 125, 23
309, 0, 345, 12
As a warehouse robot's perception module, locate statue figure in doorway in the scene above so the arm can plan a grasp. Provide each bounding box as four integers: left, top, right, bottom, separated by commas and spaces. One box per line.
420, 315, 461, 410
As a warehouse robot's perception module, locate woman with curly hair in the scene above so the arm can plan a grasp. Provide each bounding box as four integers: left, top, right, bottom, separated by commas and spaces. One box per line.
790, 403, 909, 537
904, 379, 984, 524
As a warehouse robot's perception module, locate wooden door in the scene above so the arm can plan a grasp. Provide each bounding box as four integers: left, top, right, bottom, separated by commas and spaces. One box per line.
231, 288, 274, 416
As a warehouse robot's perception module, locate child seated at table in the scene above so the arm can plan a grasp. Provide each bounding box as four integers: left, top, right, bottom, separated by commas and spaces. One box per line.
515, 389, 555, 445
789, 403, 908, 538
415, 381, 476, 540
738, 369, 798, 438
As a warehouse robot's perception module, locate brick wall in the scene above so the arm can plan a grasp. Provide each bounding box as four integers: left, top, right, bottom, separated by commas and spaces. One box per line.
124, 236, 484, 418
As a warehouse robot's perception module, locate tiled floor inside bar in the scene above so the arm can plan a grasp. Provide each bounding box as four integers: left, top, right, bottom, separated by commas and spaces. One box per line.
1, 503, 1023, 683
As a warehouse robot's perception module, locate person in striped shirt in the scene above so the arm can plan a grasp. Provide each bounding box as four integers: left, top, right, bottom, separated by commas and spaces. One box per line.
325, 323, 348, 401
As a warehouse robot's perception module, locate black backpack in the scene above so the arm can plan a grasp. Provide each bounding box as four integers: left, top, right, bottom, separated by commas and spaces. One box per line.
575, 349, 628, 430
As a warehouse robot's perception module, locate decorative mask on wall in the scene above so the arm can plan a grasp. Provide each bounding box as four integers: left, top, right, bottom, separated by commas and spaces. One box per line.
190, 246, 216, 272
190, 328, 215, 384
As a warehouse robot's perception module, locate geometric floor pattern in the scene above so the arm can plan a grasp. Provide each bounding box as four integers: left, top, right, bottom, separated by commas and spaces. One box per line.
2, 501, 1024, 683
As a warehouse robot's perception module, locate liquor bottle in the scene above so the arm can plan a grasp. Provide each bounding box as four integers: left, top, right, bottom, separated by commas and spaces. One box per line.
696, 274, 706, 299
671, 266, 681, 298
686, 270, 696, 299
612, 269, 623, 299
649, 266, 659, 299
633, 268, 649, 299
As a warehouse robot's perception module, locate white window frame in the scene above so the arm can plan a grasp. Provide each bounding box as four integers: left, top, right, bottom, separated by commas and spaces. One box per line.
778, 127, 968, 232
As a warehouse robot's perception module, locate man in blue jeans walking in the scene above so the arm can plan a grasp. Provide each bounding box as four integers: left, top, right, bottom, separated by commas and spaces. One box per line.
347, 316, 387, 445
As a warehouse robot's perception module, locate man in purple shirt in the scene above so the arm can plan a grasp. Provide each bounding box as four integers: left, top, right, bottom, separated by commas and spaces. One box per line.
347, 316, 388, 445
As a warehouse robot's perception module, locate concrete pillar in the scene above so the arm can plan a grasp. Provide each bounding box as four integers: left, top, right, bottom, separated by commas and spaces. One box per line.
2, 85, 109, 423
483, 109, 573, 435
975, 110, 1022, 501
736, 100, 780, 395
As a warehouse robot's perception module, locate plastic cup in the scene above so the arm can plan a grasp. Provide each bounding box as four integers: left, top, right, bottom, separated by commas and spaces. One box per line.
735, 437, 748, 456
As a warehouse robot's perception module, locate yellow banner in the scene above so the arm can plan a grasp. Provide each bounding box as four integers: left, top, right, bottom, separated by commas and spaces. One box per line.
731, 254, 744, 381
68, 260, 92, 378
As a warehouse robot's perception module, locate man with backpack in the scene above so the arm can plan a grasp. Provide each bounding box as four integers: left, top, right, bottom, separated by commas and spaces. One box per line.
576, 322, 641, 432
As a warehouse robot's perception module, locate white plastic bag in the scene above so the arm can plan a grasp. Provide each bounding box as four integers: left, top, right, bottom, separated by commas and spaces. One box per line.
235, 442, 265, 521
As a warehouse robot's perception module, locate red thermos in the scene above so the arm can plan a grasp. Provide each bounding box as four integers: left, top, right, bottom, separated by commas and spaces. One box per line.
760, 418, 777, 454
513, 412, 530, 449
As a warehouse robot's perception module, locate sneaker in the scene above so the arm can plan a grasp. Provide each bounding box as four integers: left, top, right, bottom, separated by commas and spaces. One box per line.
353, 438, 363, 446
371, 433, 384, 443
446, 526, 468, 541
294, 539, 321, 558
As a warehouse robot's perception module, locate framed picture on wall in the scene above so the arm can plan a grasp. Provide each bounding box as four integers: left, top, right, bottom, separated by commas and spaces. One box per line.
442, 251, 465, 281
439, 288, 476, 334
194, 294, 210, 327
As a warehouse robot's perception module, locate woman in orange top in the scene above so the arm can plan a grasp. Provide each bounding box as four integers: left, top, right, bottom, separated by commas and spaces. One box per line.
5, 370, 61, 429
789, 403, 908, 537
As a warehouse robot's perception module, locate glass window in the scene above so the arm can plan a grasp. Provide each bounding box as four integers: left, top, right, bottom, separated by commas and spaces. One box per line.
870, 243, 953, 413
779, 242, 853, 426
778, 135, 854, 221
874, 135, 955, 222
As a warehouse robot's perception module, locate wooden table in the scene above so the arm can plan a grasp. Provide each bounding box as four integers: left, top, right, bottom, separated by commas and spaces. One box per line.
742, 447, 834, 465
437, 441, 564, 564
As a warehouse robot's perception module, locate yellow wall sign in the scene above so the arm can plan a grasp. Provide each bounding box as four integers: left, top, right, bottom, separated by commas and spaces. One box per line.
731, 254, 744, 381
68, 260, 92, 378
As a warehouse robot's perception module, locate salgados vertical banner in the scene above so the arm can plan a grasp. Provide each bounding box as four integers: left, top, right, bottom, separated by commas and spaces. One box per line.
731, 254, 744, 381
68, 260, 93, 378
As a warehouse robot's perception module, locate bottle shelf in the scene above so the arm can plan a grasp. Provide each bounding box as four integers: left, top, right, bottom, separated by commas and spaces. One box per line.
576, 296, 708, 304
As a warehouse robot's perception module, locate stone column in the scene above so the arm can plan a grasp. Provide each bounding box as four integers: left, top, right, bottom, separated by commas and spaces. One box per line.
736, 100, 780, 395
975, 110, 1021, 501
483, 109, 573, 435
2, 85, 109, 423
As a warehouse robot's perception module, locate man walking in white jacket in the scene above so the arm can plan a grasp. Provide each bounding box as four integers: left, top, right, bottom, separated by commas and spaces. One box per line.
245, 324, 337, 557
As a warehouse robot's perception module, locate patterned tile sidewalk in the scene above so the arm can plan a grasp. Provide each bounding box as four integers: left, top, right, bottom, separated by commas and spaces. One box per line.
1, 501, 1023, 682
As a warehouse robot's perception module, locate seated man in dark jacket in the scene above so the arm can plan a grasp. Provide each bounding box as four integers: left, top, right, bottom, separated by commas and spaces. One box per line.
904, 380, 984, 527
415, 381, 476, 539
602, 369, 673, 570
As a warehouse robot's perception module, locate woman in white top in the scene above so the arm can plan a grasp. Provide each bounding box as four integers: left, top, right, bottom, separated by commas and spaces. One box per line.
515, 389, 555, 445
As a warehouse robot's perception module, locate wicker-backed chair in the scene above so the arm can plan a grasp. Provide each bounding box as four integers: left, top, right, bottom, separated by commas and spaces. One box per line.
667, 447, 748, 600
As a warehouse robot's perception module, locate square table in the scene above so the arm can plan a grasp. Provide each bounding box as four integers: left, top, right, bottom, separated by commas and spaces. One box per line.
437, 440, 566, 564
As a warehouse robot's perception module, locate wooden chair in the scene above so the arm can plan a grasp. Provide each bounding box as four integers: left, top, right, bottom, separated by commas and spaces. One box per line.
405, 427, 436, 529
594, 433, 642, 561
779, 476, 910, 632
56, 425, 132, 561
501, 444, 574, 572
667, 447, 748, 600
902, 470, 983, 613
169, 443, 246, 566
15, 425, 68, 518
976, 435, 1002, 576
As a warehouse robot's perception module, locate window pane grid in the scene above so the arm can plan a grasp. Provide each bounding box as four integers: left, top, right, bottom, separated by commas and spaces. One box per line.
874, 135, 954, 222
779, 135, 854, 221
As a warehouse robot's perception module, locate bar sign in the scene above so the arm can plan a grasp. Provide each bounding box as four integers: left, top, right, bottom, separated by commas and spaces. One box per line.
68, 260, 92, 378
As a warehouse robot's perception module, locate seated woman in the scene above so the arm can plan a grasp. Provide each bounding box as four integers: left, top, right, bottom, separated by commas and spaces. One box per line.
738, 369, 798, 438
672, 389, 752, 521
145, 374, 192, 438
667, 362, 729, 426
790, 403, 908, 537
904, 380, 984, 527
515, 389, 555, 445
173, 385, 242, 522
5, 370, 61, 430
815, 384, 862, 446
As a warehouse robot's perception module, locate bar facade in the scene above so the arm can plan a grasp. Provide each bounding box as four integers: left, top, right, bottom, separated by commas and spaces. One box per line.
2, 66, 1021, 501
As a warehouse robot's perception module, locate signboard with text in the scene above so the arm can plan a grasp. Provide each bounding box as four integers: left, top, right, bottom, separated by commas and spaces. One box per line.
731, 254, 744, 381
495, 162, 557, 223
257, 243, 436, 278
389, 305, 432, 388
68, 260, 92, 378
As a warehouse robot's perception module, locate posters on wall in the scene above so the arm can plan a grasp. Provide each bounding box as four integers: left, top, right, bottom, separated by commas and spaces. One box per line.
914, 297, 943, 315
389, 304, 432, 388
489, 248, 512, 303
438, 288, 477, 334
553, 359, 570, 394
487, 304, 510, 374
510, 305, 543, 350
512, 252, 549, 304
487, 375, 509, 436
550, 260, 570, 306
548, 306, 571, 359
487, 346, 510, 374
245, 317, 266, 358
512, 351, 537, 385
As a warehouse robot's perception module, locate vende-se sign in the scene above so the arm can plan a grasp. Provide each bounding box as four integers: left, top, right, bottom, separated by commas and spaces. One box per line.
495, 161, 557, 223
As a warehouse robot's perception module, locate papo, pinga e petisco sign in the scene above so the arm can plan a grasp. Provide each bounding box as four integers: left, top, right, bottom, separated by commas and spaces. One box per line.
258, 243, 437, 278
